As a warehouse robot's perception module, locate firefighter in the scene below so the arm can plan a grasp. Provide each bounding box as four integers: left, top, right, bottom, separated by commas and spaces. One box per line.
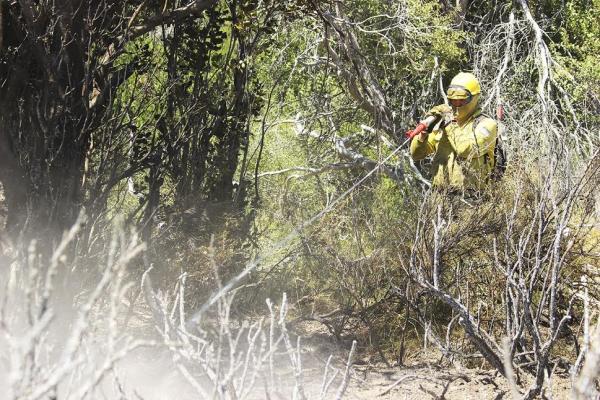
410, 72, 498, 194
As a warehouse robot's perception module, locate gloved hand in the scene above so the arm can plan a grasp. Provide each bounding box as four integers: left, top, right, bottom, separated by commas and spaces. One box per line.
427, 104, 452, 117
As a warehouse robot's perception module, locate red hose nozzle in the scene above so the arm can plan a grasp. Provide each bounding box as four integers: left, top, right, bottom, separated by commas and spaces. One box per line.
405, 114, 440, 139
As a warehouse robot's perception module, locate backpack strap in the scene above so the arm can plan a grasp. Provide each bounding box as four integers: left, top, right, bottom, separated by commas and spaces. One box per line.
470, 113, 490, 157
471, 113, 499, 172
473, 113, 490, 130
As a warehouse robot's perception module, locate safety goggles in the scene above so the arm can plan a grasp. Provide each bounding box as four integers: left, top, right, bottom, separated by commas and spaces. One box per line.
447, 85, 473, 107
449, 97, 472, 107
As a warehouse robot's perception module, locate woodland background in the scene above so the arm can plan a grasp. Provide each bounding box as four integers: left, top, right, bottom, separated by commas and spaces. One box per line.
0, 0, 598, 399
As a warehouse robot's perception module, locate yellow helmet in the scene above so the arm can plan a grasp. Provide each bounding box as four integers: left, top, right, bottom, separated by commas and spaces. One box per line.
447, 72, 481, 100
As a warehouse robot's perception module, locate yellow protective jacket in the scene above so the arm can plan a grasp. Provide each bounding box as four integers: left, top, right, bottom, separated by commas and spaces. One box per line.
410, 109, 498, 192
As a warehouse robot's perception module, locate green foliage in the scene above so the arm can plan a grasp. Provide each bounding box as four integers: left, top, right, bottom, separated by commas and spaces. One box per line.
345, 0, 468, 115
552, 0, 600, 123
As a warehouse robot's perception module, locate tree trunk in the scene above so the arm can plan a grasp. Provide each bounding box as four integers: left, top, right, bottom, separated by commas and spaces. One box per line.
0, 114, 87, 236
0, 1, 90, 237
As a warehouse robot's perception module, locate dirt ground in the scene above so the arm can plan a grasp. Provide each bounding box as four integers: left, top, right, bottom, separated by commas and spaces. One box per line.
346, 363, 571, 399
288, 351, 573, 399
97, 316, 571, 400
0, 299, 575, 400
0, 250, 575, 400
293, 321, 573, 400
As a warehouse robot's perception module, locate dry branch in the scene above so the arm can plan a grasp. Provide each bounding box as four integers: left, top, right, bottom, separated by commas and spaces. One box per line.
573, 322, 600, 399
